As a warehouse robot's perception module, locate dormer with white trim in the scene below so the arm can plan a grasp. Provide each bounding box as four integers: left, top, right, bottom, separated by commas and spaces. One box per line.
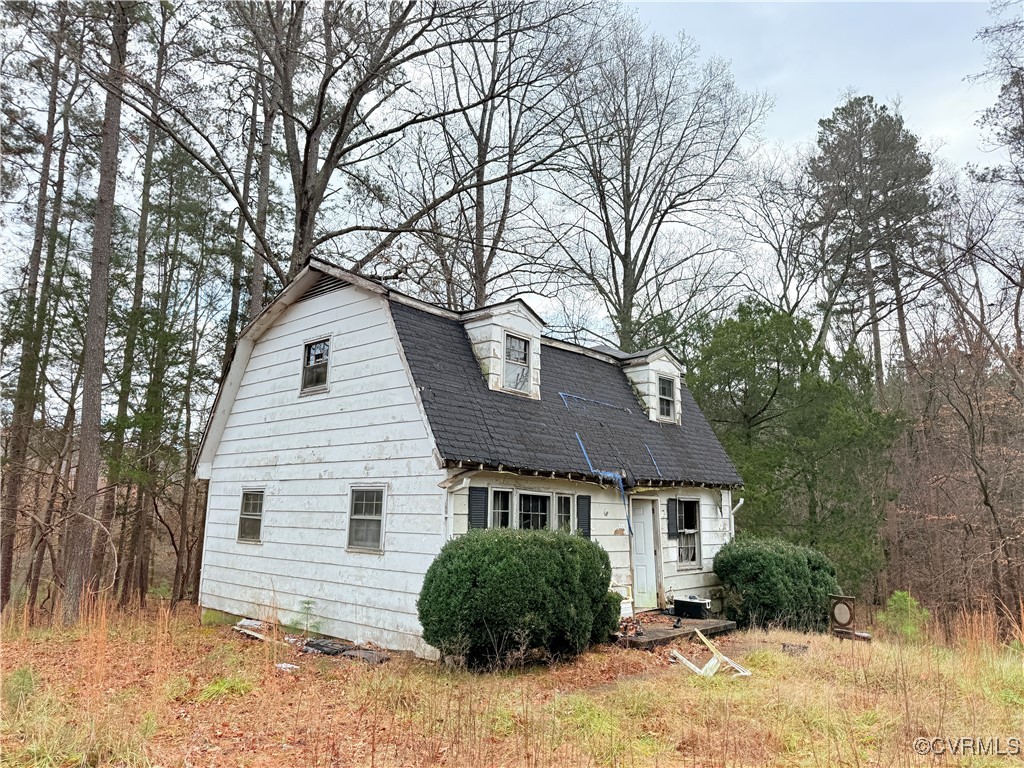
462, 300, 544, 399
592, 345, 684, 424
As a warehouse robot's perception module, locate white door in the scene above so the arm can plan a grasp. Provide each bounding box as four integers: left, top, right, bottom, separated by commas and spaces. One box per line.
631, 499, 658, 609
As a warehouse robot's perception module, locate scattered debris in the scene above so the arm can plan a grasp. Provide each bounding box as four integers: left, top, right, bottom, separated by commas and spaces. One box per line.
231, 619, 390, 663
341, 648, 390, 664
275, 663, 300, 672
670, 629, 751, 677
781, 642, 809, 656
620, 615, 644, 637
301, 638, 355, 656
232, 620, 291, 648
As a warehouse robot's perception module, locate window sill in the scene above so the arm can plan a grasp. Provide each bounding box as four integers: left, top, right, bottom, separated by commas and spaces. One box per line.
299, 386, 329, 397
237, 539, 263, 545
346, 546, 384, 555
498, 387, 537, 399
676, 563, 702, 572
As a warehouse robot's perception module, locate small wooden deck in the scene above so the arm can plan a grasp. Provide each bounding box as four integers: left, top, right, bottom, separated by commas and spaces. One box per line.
619, 617, 736, 650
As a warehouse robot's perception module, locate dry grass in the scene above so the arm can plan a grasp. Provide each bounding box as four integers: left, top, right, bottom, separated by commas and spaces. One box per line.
2, 605, 1023, 767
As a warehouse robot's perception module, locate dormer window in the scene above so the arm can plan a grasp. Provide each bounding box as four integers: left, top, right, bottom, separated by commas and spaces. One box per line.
503, 334, 530, 392
302, 338, 330, 392
658, 377, 675, 420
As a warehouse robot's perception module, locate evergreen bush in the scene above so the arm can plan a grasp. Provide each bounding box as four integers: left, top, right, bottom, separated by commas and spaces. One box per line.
417, 529, 617, 667
877, 590, 929, 642
713, 537, 839, 630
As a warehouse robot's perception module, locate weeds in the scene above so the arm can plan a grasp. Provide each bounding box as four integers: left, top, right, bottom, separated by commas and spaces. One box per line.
3, 603, 1024, 767
196, 674, 254, 702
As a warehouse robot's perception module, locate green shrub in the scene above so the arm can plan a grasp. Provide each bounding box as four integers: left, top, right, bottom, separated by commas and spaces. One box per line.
713, 537, 839, 630
877, 590, 929, 643
417, 529, 616, 667
592, 591, 623, 645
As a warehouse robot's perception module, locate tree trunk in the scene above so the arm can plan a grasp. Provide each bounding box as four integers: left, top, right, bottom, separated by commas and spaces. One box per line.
251, 55, 280, 315
62, 2, 130, 623
90, 11, 168, 589
1, 4, 66, 613
863, 251, 886, 405
223, 72, 260, 368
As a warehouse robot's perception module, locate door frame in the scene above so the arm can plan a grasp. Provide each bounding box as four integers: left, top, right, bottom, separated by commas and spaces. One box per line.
629, 495, 665, 610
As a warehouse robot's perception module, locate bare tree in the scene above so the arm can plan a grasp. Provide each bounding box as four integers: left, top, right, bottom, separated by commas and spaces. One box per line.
376, 1, 589, 309
544, 14, 769, 351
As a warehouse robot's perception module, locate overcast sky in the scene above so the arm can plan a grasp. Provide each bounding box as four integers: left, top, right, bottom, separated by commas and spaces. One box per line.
630, 1, 1004, 170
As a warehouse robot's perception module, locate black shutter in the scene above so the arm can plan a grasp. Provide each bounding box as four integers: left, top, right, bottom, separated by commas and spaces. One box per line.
576, 495, 591, 538
468, 487, 488, 529
667, 498, 679, 539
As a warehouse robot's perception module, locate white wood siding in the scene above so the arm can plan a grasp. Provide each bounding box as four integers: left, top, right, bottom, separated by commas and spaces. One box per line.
449, 473, 734, 611
201, 285, 445, 656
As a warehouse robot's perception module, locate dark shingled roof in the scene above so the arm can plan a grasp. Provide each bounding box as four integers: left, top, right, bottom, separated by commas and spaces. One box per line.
389, 301, 742, 488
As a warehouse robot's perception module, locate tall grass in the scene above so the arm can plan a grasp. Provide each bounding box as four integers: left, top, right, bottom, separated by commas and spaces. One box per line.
3, 601, 1024, 767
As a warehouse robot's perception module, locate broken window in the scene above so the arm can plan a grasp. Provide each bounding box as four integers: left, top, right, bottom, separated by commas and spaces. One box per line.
518, 493, 549, 530
348, 487, 385, 550
677, 499, 700, 565
238, 490, 264, 543
658, 377, 675, 420
503, 334, 530, 392
302, 338, 330, 391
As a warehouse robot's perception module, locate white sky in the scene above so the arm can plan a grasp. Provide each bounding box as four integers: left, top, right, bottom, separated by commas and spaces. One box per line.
629, 1, 1005, 169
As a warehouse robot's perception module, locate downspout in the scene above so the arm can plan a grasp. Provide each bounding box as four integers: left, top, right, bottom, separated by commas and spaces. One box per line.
729, 497, 744, 542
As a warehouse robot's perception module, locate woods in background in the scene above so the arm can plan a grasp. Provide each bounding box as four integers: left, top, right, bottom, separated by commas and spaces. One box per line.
1, 1, 1021, 629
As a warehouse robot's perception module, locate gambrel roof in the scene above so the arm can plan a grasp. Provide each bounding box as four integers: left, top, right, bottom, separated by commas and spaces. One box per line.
390, 301, 742, 488
196, 259, 742, 489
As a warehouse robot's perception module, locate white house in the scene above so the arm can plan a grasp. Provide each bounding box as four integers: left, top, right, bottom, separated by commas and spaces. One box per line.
195, 258, 743, 657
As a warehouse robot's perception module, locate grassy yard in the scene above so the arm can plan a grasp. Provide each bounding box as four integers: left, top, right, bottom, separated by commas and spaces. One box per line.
2, 604, 1023, 767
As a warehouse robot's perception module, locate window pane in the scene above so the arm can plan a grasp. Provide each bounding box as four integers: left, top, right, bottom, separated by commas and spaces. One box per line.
505, 336, 528, 364
682, 500, 699, 531
659, 377, 674, 398
504, 360, 529, 391
349, 518, 382, 549
306, 340, 329, 366
352, 489, 383, 517
238, 515, 261, 542
492, 490, 511, 528
679, 532, 697, 563
241, 491, 263, 518
519, 494, 549, 530
557, 496, 572, 532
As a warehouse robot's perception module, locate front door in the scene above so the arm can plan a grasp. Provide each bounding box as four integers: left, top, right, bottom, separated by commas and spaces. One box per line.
631, 499, 658, 609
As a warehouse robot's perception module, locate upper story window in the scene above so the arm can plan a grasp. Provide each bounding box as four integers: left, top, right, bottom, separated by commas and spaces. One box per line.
302, 338, 330, 392
503, 334, 530, 392
658, 377, 675, 420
